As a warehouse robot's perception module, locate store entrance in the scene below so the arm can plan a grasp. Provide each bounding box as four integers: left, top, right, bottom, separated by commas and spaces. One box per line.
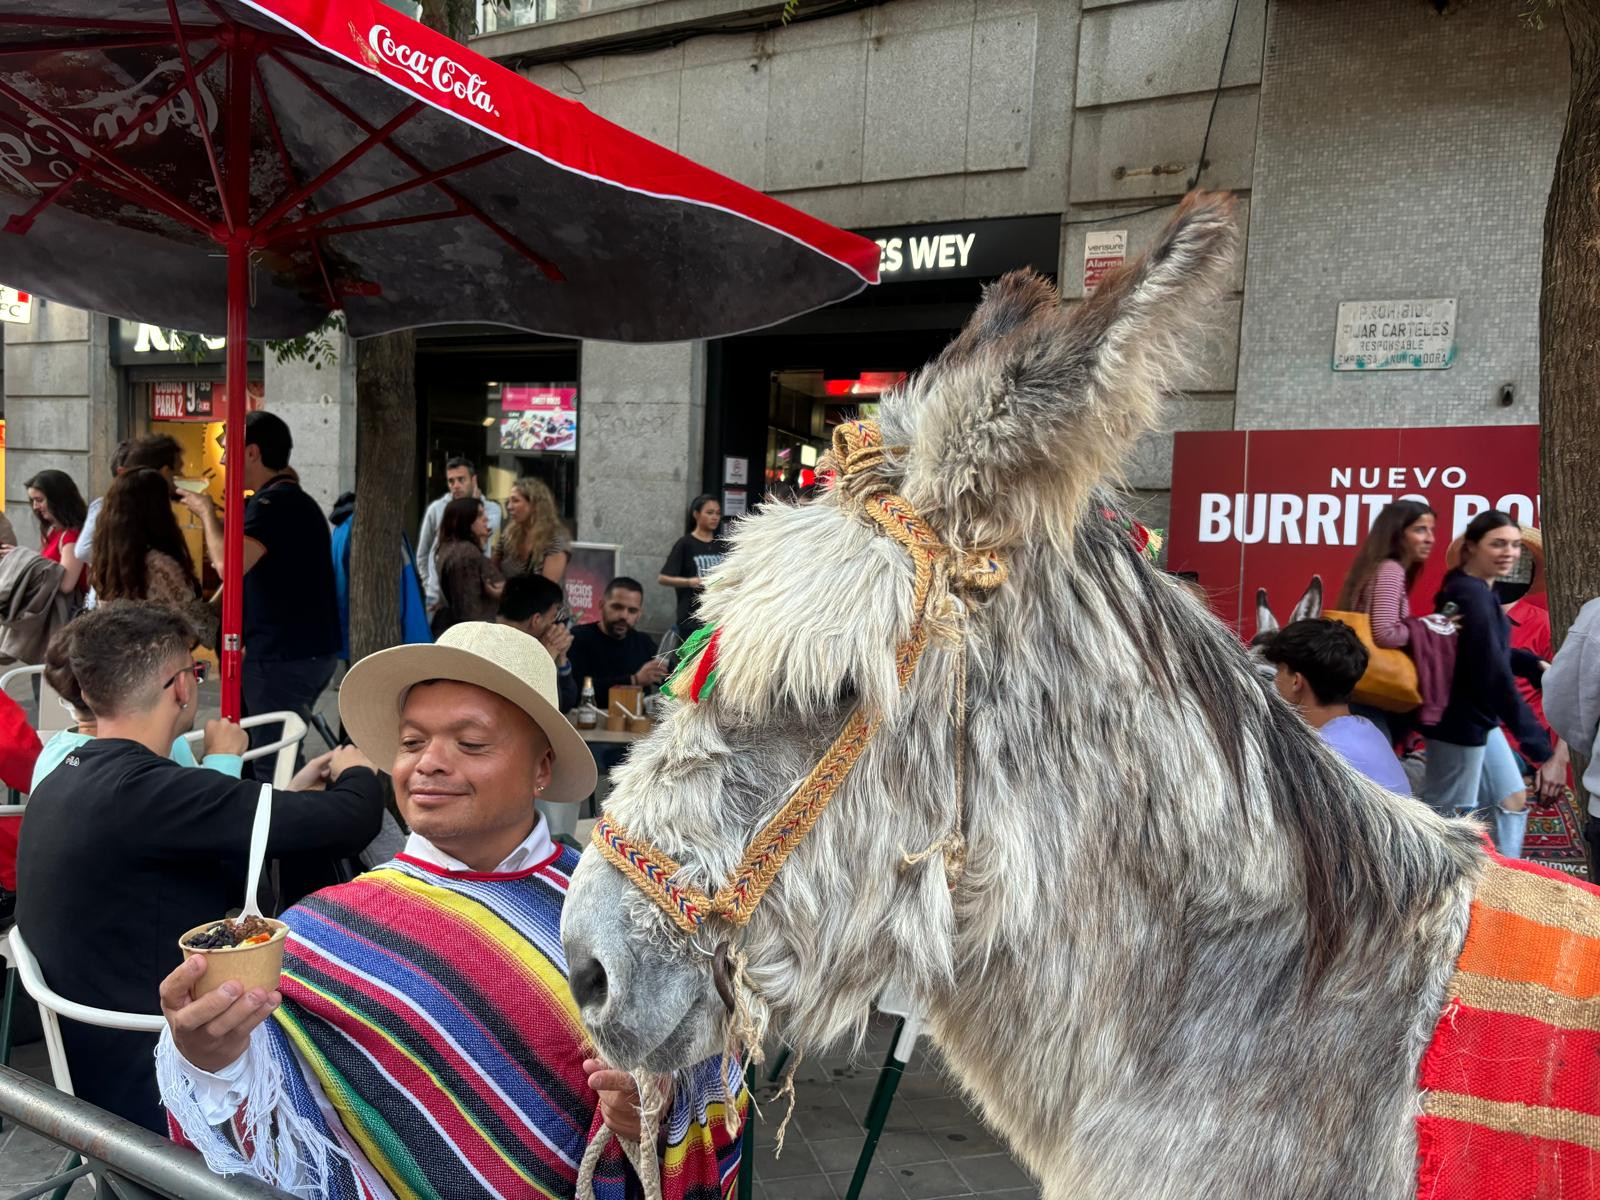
706, 318, 966, 513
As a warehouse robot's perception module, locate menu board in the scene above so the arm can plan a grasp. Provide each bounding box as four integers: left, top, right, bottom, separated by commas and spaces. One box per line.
495, 384, 577, 453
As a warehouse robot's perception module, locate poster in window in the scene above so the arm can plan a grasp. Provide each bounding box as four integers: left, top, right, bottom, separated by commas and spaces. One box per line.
495, 384, 577, 453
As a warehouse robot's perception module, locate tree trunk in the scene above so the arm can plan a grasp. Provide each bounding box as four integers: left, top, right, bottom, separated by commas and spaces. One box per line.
1543, 4, 1600, 646
349, 330, 416, 661
346, 1, 471, 662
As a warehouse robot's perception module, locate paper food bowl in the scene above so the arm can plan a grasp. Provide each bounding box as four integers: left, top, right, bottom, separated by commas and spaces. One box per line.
178, 918, 289, 997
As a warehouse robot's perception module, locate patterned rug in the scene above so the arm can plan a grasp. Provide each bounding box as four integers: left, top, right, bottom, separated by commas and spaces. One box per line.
1521, 784, 1590, 881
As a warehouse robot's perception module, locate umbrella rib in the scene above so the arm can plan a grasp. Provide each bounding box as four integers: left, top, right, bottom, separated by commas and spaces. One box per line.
0, 16, 191, 33
310, 206, 468, 240
165, 0, 229, 232
268, 48, 564, 282
263, 146, 515, 242
253, 100, 425, 235
0, 33, 184, 55
248, 56, 340, 312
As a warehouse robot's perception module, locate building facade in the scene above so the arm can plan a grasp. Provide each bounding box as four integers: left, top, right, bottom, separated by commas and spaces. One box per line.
0, 0, 1568, 631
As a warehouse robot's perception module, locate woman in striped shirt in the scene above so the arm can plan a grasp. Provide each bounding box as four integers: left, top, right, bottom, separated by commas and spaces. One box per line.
1337, 499, 1438, 648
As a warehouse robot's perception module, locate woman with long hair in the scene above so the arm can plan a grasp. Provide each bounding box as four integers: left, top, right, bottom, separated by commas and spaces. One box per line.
493, 477, 570, 583
1421, 509, 1552, 858
90, 469, 217, 647
433, 497, 503, 634
658, 494, 728, 639
23, 468, 89, 594
1336, 499, 1436, 649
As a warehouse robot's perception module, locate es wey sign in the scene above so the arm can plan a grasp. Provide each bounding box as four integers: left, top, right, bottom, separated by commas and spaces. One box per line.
1166, 426, 1540, 638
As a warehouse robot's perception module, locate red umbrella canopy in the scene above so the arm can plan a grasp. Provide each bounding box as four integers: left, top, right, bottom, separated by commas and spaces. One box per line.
0, 0, 880, 341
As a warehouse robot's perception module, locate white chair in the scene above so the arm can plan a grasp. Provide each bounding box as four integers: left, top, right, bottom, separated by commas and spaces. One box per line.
7, 926, 164, 1098
182, 710, 308, 789
0, 662, 73, 735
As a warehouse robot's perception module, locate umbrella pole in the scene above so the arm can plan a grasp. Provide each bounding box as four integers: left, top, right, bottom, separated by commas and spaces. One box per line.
219, 33, 255, 723
221, 239, 247, 722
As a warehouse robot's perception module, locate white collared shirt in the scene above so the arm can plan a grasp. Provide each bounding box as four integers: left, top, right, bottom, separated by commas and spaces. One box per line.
397, 819, 554, 874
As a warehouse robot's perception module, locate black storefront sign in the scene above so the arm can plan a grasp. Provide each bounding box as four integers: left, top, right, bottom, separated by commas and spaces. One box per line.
859, 214, 1061, 283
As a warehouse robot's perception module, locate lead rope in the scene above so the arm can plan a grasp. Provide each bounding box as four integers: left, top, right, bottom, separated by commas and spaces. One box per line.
901, 595, 970, 888
576, 1073, 667, 1200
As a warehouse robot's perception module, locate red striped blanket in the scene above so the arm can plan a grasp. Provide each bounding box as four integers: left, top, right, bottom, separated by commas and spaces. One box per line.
1417, 851, 1600, 1198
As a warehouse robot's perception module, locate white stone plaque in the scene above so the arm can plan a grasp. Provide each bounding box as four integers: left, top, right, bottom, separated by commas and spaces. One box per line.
1332, 299, 1456, 371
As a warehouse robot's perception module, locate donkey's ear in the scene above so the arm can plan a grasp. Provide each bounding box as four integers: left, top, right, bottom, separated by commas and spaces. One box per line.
900, 191, 1238, 550
1254, 587, 1279, 639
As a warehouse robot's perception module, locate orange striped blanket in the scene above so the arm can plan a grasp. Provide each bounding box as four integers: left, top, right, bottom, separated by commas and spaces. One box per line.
1417, 851, 1600, 1198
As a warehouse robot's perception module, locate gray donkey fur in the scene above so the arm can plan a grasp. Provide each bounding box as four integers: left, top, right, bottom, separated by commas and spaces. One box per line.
561, 193, 1486, 1200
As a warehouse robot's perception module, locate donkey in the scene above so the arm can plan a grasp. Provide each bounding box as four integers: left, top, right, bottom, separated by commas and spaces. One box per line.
561, 195, 1594, 1200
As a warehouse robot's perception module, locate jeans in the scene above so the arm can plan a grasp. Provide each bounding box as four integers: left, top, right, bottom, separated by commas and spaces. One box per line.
1421, 729, 1529, 859
241, 654, 338, 783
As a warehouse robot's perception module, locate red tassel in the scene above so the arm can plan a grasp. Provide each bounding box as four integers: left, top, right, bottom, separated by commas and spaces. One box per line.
689, 628, 721, 702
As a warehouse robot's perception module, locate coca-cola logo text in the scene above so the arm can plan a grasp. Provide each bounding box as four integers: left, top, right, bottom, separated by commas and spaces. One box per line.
367, 25, 496, 116
0, 60, 217, 196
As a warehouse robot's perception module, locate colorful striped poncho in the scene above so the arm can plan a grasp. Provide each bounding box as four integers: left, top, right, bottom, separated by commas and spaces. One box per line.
160, 847, 744, 1200
1417, 850, 1600, 1198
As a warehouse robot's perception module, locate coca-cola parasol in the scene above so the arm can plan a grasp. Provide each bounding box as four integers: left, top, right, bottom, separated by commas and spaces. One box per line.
0, 0, 881, 716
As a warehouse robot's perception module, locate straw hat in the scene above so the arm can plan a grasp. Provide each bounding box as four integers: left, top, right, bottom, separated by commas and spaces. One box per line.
1444, 524, 1545, 595
339, 622, 597, 803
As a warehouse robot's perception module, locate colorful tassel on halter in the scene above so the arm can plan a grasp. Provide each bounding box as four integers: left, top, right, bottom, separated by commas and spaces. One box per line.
666, 625, 722, 704
1100, 506, 1164, 563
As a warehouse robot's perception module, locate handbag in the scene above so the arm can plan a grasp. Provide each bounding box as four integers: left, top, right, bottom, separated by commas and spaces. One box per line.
1324, 609, 1422, 713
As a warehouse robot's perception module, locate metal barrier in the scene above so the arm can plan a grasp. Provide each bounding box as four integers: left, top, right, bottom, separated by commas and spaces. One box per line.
0, 1065, 296, 1200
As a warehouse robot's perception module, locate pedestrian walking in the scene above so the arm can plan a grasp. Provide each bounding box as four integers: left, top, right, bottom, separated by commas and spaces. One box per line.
416, 457, 501, 610
658, 494, 728, 639
1543, 593, 1600, 880
1336, 499, 1437, 649
78, 434, 185, 609
494, 476, 570, 583
181, 411, 341, 780
1420, 510, 1551, 858
23, 468, 89, 595
432, 497, 504, 635
91, 468, 218, 647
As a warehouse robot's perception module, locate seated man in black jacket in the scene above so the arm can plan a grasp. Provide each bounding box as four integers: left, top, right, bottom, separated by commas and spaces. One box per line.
15, 601, 383, 1133
565, 577, 667, 711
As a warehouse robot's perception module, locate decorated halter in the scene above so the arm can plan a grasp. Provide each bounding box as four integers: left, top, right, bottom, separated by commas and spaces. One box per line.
593, 419, 1006, 938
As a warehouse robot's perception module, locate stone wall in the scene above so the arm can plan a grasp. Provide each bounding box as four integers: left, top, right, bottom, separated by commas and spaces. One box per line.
1, 300, 118, 549
1235, 0, 1566, 430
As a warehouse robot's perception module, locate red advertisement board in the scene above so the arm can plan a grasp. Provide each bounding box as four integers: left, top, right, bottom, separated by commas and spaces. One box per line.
1166, 426, 1540, 638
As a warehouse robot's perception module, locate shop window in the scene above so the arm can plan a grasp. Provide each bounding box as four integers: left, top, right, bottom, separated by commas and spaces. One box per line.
765, 369, 905, 500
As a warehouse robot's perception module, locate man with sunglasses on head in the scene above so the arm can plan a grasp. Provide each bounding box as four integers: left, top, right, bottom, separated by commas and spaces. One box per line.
15, 601, 383, 1135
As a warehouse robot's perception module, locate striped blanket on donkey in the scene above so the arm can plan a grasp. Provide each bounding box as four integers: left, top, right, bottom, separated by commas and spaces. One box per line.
160, 848, 745, 1200
1417, 850, 1600, 1198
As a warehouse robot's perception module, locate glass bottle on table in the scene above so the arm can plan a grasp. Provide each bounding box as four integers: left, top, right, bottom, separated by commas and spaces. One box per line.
575, 676, 599, 729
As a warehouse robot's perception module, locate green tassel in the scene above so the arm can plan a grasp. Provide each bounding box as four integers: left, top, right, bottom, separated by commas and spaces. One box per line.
667, 624, 718, 692
698, 666, 721, 702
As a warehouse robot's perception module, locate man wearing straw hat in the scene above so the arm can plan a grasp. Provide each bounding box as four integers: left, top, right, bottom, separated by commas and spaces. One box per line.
155, 622, 744, 1200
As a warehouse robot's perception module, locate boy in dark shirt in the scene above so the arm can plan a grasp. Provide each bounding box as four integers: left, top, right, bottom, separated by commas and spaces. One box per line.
15, 603, 382, 1133
565, 577, 665, 711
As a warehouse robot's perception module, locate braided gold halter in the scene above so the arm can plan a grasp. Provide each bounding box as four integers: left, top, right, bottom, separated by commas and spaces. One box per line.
593, 420, 1005, 937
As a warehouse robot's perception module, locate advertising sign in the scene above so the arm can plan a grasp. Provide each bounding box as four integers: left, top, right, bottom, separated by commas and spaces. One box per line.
564, 542, 619, 628
0, 287, 31, 324
1332, 299, 1457, 371
149, 379, 263, 421
1082, 229, 1127, 294
1166, 426, 1540, 638
495, 383, 577, 453
859, 215, 1061, 283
